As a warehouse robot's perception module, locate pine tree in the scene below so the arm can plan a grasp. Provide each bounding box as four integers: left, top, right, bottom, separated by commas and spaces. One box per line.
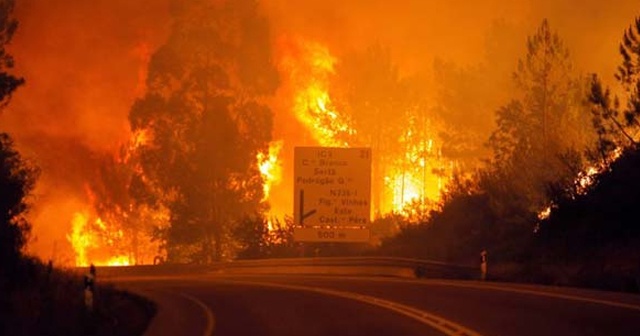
589, 17, 640, 155
488, 19, 592, 211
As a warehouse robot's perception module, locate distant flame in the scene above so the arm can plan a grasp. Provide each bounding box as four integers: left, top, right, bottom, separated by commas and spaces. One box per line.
280, 38, 354, 147
67, 211, 132, 267
386, 119, 448, 215
537, 147, 623, 222
68, 212, 92, 267
273, 37, 450, 219
258, 140, 283, 202
66, 128, 169, 267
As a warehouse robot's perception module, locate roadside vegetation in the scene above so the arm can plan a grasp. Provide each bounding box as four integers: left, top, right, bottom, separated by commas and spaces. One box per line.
231, 17, 640, 293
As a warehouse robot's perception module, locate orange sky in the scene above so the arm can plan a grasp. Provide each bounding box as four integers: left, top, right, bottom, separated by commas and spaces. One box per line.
1, 0, 637, 261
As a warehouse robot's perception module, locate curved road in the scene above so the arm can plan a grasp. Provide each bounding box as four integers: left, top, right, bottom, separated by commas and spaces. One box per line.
113, 271, 640, 336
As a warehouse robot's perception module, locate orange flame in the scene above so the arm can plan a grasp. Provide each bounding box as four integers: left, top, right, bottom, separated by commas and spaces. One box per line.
273, 37, 450, 218
258, 140, 283, 202
67, 212, 132, 267
279, 38, 355, 147
66, 128, 169, 267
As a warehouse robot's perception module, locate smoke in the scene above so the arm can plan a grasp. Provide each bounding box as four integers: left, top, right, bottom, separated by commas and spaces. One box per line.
263, 0, 638, 78
1, 0, 170, 261
1, 0, 637, 261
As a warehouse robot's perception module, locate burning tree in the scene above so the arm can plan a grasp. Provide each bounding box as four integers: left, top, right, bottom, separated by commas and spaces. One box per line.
129, 0, 278, 263
334, 44, 448, 217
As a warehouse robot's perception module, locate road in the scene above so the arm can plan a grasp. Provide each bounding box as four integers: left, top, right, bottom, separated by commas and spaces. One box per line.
109, 268, 640, 336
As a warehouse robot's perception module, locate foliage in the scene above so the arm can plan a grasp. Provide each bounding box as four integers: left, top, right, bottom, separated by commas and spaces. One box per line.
589, 17, 640, 155
432, 60, 501, 168
84, 150, 168, 265
487, 19, 593, 212
379, 20, 595, 265
233, 214, 270, 259
368, 213, 405, 246
129, 0, 279, 263
379, 174, 502, 264
233, 215, 298, 259
0, 0, 36, 283
0, 0, 23, 110
527, 17, 640, 292
0, 134, 38, 278
534, 146, 640, 291
333, 44, 416, 214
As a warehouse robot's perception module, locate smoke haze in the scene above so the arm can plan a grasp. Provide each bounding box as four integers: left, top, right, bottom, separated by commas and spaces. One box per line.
0, 0, 637, 261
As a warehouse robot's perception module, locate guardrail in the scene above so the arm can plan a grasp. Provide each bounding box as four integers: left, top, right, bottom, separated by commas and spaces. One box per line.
91, 257, 478, 280
220, 257, 477, 279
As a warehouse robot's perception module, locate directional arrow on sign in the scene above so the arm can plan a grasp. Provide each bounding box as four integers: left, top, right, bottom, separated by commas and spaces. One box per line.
299, 189, 317, 225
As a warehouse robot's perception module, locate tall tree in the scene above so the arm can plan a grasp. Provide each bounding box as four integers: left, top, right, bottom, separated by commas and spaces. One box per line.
334, 44, 413, 215
129, 0, 278, 263
487, 19, 592, 211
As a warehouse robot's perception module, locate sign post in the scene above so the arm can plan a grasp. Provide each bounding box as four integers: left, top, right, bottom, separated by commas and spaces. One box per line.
293, 147, 371, 242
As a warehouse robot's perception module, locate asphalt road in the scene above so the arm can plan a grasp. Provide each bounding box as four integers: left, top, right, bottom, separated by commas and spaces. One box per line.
112, 270, 640, 336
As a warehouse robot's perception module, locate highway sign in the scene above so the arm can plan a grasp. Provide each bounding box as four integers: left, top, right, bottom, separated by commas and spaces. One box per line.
293, 227, 370, 243
293, 147, 371, 242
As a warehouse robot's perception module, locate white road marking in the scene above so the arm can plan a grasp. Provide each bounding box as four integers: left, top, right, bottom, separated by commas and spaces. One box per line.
421, 280, 640, 312
317, 276, 640, 312
178, 291, 216, 336
223, 279, 483, 336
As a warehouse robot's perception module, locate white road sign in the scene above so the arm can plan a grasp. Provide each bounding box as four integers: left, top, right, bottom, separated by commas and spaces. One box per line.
293, 147, 371, 242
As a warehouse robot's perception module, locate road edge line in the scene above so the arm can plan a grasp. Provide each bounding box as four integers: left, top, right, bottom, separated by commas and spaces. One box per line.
418, 280, 640, 312
223, 279, 483, 336
178, 292, 216, 336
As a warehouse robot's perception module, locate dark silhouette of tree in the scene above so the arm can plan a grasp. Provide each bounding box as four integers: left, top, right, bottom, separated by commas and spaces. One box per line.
334, 44, 411, 215
129, 0, 278, 263
531, 16, 640, 292
380, 20, 596, 266
589, 17, 640, 157
487, 19, 593, 212
535, 145, 640, 292
0, 0, 36, 281
233, 214, 269, 259
0, 134, 38, 274
0, 0, 23, 109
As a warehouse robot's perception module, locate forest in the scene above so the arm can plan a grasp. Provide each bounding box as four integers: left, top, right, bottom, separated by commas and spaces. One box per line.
1, 0, 639, 293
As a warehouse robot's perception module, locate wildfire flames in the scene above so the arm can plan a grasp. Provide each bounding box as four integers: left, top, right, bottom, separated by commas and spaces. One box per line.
5, 0, 636, 268
257, 140, 283, 203
279, 38, 355, 147
68, 212, 130, 267
59, 36, 452, 266
275, 37, 450, 217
